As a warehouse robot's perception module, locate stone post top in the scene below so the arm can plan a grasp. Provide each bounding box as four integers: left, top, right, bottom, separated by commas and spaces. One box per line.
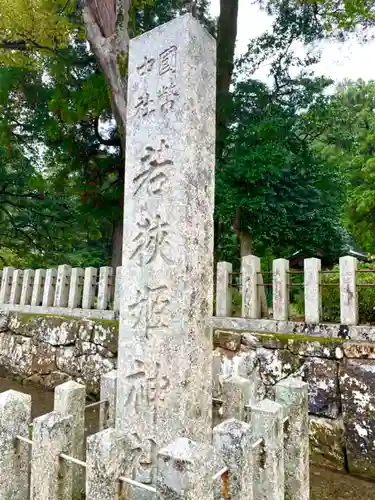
158, 437, 206, 462
252, 398, 283, 414
33, 411, 72, 428
276, 378, 308, 390
0, 389, 31, 405
214, 418, 251, 434
130, 13, 216, 43
55, 380, 85, 391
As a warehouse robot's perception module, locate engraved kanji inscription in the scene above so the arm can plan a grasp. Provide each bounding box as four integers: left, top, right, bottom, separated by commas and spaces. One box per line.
134, 91, 155, 118
125, 360, 170, 424
158, 80, 180, 112
133, 139, 173, 196
128, 285, 170, 336
130, 211, 174, 266
137, 56, 155, 76
159, 46, 177, 75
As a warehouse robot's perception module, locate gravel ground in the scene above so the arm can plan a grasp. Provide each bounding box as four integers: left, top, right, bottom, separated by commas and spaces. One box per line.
311, 466, 375, 500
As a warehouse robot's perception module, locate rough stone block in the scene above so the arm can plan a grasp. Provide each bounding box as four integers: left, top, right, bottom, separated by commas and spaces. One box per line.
343, 341, 375, 359
309, 416, 345, 470
256, 347, 303, 387
214, 329, 241, 351
340, 359, 375, 478
0, 390, 31, 500
302, 358, 340, 418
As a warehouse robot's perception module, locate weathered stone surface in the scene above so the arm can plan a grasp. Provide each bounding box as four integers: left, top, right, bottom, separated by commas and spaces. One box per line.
340, 359, 375, 478
214, 329, 241, 351
116, 15, 216, 489
213, 419, 253, 500
301, 358, 340, 418
31, 342, 57, 374
0, 312, 9, 332
92, 320, 118, 352
54, 381, 86, 498
241, 332, 261, 349
256, 347, 303, 386
80, 354, 115, 395
30, 411, 73, 500
288, 337, 344, 360
251, 399, 284, 500
216, 262, 232, 317
86, 429, 136, 500
309, 416, 345, 470
343, 341, 375, 359
43, 371, 72, 389
157, 438, 214, 500
0, 390, 31, 500
275, 378, 309, 500
56, 346, 81, 377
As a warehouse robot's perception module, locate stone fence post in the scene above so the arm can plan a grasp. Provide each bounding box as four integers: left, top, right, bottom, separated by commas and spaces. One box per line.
273, 259, 289, 321
54, 265, 71, 308
251, 399, 284, 500
68, 268, 84, 309
97, 267, 113, 310
86, 429, 135, 500
275, 378, 309, 500
242, 255, 261, 319
54, 381, 86, 498
10, 269, 23, 305
99, 370, 117, 430
157, 438, 214, 500
82, 267, 98, 309
216, 261, 232, 317
340, 256, 358, 325
42, 268, 57, 307
0, 390, 31, 500
304, 258, 321, 324
30, 411, 73, 500
31, 269, 46, 306
0, 266, 14, 304
213, 418, 253, 500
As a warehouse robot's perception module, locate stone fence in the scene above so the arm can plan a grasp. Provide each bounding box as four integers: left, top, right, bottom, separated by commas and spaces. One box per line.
0, 265, 122, 319
0, 374, 309, 500
216, 255, 368, 327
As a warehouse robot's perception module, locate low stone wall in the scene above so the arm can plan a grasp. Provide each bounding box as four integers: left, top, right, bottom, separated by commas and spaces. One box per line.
2, 311, 375, 480
0, 311, 117, 396
213, 328, 375, 480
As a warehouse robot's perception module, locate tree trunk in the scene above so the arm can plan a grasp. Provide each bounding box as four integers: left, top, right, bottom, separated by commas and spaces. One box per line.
83, 0, 131, 153
216, 0, 239, 158
111, 218, 123, 268
238, 229, 252, 257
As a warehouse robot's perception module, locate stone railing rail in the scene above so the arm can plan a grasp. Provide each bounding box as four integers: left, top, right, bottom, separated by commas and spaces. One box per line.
216, 255, 363, 326
0, 372, 309, 500
0, 265, 123, 320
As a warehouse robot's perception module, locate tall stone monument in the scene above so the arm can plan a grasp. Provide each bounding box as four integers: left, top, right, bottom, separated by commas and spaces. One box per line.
116, 13, 216, 487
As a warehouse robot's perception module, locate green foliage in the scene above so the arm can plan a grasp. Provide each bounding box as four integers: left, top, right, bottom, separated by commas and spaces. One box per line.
216, 5, 348, 261
315, 80, 375, 254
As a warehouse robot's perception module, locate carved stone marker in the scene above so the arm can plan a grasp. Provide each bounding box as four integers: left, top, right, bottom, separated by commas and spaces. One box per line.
116, 13, 216, 486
